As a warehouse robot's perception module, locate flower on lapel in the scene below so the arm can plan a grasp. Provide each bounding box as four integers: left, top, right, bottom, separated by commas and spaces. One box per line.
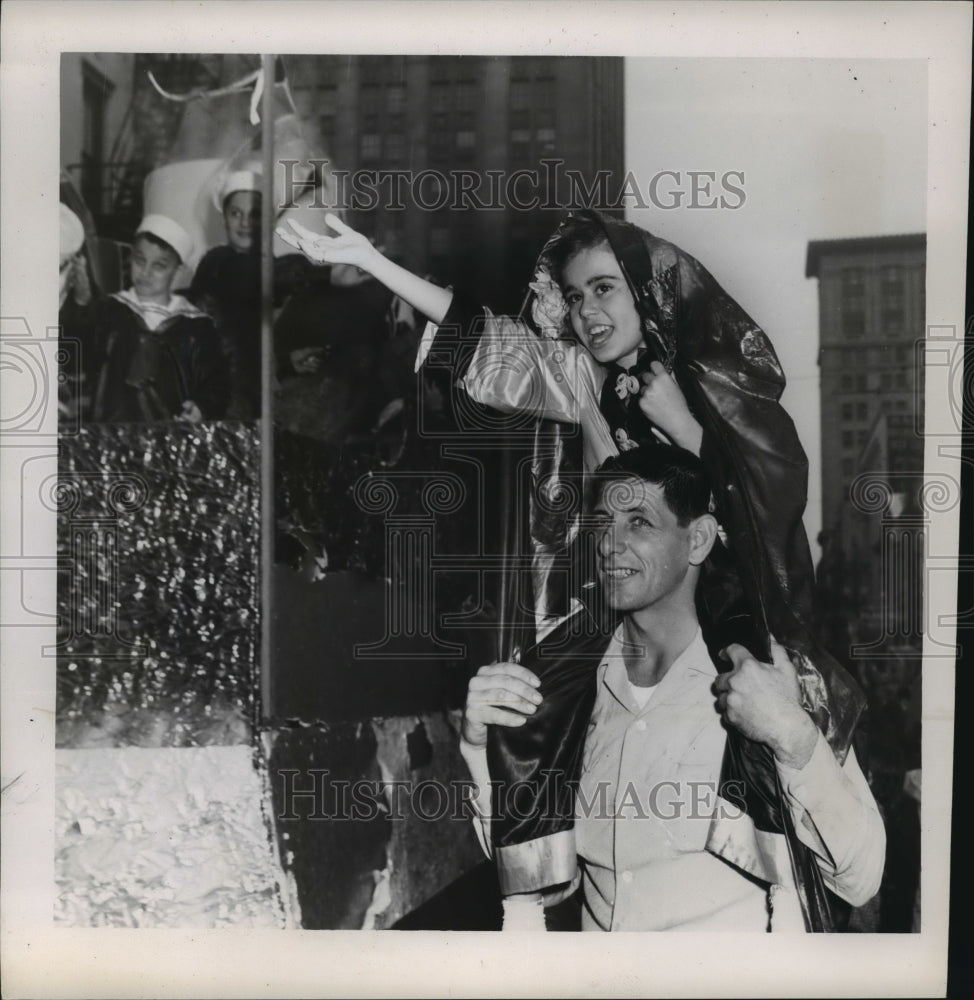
614, 427, 638, 452
614, 373, 641, 400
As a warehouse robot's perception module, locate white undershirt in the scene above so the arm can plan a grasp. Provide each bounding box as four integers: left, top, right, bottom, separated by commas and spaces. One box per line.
627, 679, 658, 710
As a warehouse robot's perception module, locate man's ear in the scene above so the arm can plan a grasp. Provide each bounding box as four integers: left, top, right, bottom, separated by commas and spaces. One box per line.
687, 513, 718, 566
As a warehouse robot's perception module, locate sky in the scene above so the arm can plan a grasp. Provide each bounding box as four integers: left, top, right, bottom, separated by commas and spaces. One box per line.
623, 57, 928, 558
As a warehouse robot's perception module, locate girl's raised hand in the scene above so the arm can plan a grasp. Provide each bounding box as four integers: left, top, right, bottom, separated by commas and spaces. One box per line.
275, 213, 378, 271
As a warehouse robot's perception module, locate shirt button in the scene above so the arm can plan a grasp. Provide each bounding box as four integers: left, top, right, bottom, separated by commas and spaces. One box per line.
635, 719, 647, 732
621, 870, 634, 884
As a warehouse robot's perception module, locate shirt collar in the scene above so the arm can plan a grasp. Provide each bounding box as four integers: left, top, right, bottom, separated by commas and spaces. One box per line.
113, 289, 204, 326
599, 624, 710, 714
604, 346, 653, 379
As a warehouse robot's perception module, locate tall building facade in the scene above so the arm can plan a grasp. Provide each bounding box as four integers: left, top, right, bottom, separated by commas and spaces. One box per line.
807, 235, 925, 932
287, 54, 625, 312
807, 234, 926, 532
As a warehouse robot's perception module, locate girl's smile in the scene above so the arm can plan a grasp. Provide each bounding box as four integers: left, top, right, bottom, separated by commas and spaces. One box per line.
561, 246, 643, 369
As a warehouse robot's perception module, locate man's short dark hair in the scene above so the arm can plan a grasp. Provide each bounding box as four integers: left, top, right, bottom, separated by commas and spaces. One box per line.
589, 446, 712, 526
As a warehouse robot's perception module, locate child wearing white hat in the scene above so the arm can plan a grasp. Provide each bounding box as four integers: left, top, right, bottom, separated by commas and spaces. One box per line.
82, 214, 229, 423
189, 169, 265, 419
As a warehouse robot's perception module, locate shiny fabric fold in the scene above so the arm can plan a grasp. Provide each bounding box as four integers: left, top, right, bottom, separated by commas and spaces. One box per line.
486, 605, 614, 894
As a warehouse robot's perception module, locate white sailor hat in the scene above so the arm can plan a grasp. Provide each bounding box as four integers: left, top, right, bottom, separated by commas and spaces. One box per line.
135, 214, 194, 265
219, 169, 262, 208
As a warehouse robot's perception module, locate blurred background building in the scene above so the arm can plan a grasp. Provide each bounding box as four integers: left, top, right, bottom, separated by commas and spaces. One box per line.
807, 235, 926, 531
288, 54, 624, 311
807, 234, 926, 932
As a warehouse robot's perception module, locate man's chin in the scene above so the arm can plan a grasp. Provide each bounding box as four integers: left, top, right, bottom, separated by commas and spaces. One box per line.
599, 578, 641, 607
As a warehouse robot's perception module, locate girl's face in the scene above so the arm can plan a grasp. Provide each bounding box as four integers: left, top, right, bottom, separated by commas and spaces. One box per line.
561, 245, 643, 370
223, 191, 261, 252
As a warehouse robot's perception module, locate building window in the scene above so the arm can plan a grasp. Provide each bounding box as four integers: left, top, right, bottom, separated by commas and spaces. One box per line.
385, 132, 406, 161
841, 403, 853, 420
360, 134, 381, 161
841, 374, 854, 391
881, 306, 904, 334
842, 268, 865, 296
537, 126, 557, 153
881, 372, 892, 389
841, 268, 866, 339
430, 82, 452, 113
842, 431, 853, 448
880, 264, 905, 334
842, 458, 854, 476
857, 431, 868, 446
844, 311, 866, 338
386, 84, 406, 114
856, 402, 868, 420
856, 374, 867, 392
881, 265, 904, 288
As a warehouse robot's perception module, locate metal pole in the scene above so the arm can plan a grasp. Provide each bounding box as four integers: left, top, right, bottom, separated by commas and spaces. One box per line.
259, 54, 275, 720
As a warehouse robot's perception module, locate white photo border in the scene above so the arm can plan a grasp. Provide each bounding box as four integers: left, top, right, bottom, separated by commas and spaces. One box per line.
1, 2, 969, 997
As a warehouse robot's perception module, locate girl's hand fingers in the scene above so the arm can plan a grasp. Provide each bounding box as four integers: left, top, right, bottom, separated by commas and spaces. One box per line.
275, 227, 300, 249
324, 212, 352, 234
286, 219, 322, 241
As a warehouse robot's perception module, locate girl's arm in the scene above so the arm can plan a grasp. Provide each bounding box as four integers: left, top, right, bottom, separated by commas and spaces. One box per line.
277, 215, 453, 323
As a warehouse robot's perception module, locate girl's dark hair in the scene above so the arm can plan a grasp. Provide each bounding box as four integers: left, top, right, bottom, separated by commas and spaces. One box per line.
541, 214, 611, 287
588, 446, 712, 526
